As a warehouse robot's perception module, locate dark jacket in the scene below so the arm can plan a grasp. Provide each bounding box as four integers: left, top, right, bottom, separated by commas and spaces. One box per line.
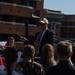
34, 29, 55, 56
24, 29, 55, 57
45, 60, 75, 75
18, 61, 44, 75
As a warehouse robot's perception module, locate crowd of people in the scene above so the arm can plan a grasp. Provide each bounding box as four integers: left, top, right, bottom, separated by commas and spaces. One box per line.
0, 18, 75, 75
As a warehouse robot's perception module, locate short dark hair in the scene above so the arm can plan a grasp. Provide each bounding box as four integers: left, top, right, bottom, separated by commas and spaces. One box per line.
23, 45, 35, 59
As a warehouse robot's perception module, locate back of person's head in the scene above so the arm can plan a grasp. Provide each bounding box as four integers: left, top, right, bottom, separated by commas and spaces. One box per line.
23, 44, 35, 60
3, 47, 18, 75
40, 44, 54, 68
22, 45, 44, 75
57, 41, 73, 59
42, 43, 54, 59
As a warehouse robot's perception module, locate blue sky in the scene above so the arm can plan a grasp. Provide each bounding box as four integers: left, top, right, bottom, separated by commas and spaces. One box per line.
44, 0, 75, 14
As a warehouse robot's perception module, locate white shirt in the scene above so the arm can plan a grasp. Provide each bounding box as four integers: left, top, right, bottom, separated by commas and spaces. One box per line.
17, 51, 22, 62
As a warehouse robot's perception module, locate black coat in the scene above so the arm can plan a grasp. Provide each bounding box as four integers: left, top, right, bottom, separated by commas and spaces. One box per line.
24, 29, 55, 56
34, 29, 55, 56
45, 60, 75, 75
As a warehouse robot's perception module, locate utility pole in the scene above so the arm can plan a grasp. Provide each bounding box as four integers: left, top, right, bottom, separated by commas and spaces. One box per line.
25, 21, 29, 39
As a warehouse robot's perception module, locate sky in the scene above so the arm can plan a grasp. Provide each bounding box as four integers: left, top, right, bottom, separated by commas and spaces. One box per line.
44, 0, 75, 15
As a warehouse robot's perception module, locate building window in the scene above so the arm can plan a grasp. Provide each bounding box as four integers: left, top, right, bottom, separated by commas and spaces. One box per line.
16, 0, 21, 4
0, 15, 12, 22
16, 17, 25, 23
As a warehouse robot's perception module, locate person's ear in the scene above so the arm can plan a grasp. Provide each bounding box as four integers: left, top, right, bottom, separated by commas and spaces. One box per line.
70, 51, 73, 57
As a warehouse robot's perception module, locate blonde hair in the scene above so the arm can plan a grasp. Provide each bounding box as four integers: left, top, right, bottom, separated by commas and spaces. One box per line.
40, 43, 54, 69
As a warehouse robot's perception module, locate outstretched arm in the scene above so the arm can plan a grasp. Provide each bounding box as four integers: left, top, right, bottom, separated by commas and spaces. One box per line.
17, 33, 28, 42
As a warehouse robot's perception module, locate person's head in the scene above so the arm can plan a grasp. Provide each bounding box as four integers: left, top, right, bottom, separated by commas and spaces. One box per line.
38, 18, 49, 31
42, 43, 55, 59
23, 44, 35, 62
3, 47, 18, 75
56, 41, 73, 60
40, 44, 55, 68
7, 37, 15, 47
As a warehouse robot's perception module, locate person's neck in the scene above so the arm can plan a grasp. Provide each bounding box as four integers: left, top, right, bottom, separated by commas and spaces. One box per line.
59, 58, 73, 65
59, 57, 73, 63
8, 45, 14, 47
59, 57, 70, 60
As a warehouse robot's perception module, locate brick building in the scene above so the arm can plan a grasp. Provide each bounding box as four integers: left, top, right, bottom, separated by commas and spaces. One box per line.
61, 15, 75, 39
0, 0, 46, 41
45, 9, 75, 40
45, 9, 64, 37
0, 0, 75, 42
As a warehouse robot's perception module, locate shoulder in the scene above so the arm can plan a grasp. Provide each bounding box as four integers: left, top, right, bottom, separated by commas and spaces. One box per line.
33, 61, 43, 67
12, 70, 23, 75
33, 61, 45, 75
45, 66, 56, 74
70, 64, 75, 70
0, 70, 6, 75
0, 70, 23, 75
35, 31, 40, 35
46, 29, 55, 34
